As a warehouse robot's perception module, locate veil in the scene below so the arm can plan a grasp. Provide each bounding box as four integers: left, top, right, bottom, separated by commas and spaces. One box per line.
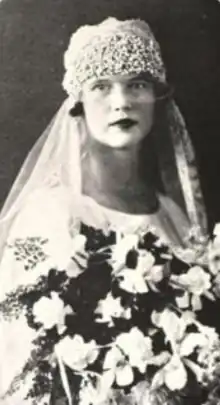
0, 99, 81, 260
0, 95, 208, 262
0, 95, 210, 405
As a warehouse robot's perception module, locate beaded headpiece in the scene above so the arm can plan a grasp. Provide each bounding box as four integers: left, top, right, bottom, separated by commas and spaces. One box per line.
62, 17, 166, 102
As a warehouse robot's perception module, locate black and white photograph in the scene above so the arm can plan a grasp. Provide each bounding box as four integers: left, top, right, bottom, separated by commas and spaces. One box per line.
0, 1, 220, 404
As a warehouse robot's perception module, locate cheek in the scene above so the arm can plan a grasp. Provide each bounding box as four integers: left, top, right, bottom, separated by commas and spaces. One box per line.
85, 99, 105, 118
84, 102, 107, 137
139, 103, 155, 130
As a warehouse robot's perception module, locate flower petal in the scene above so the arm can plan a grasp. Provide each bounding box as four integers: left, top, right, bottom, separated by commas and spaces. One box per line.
180, 333, 207, 357
56, 335, 98, 371
164, 357, 188, 391
148, 265, 164, 283
100, 370, 115, 392
151, 309, 186, 342
119, 270, 148, 294
175, 291, 190, 309
72, 234, 87, 253
148, 351, 171, 367
66, 259, 85, 278
191, 294, 202, 311
151, 369, 165, 389
115, 364, 134, 387
136, 252, 155, 275
112, 235, 139, 265
103, 346, 122, 370
131, 381, 151, 404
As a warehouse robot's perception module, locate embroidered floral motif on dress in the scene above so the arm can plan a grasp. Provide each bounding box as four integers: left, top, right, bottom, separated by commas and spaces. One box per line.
7, 237, 48, 270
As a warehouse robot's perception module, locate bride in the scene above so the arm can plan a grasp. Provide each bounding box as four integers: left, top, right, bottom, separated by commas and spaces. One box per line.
0, 17, 212, 405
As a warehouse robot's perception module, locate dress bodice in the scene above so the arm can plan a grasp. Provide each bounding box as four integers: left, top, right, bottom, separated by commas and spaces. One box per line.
77, 193, 191, 249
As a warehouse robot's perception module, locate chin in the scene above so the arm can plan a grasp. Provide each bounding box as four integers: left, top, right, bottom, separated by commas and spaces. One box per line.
104, 140, 138, 149
102, 131, 143, 149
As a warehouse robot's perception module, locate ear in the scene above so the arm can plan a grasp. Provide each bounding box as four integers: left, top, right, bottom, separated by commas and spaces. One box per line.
69, 102, 84, 117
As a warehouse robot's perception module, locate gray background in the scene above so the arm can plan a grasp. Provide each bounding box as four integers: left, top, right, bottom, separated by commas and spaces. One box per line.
0, 0, 220, 227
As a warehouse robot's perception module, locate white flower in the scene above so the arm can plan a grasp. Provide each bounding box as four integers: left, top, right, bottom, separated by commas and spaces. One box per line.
152, 309, 209, 358
195, 324, 219, 364
55, 335, 99, 371
164, 355, 188, 390
198, 324, 218, 343
117, 251, 163, 294
111, 234, 139, 270
152, 309, 197, 355
136, 251, 164, 283
65, 257, 87, 278
103, 346, 134, 387
79, 372, 115, 405
151, 309, 216, 387
180, 332, 209, 357
95, 293, 131, 326
72, 234, 87, 253
80, 380, 100, 405
115, 327, 154, 373
44, 234, 87, 275
178, 266, 211, 295
151, 309, 188, 343
64, 234, 88, 278
171, 266, 211, 311
131, 381, 151, 405
136, 251, 156, 273
208, 237, 220, 275
178, 328, 219, 380
175, 291, 190, 309
181, 310, 196, 324
119, 268, 149, 294
33, 292, 72, 333
152, 355, 187, 391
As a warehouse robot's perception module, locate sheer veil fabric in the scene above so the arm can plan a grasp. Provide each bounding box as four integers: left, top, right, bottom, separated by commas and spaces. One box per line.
0, 95, 208, 405
0, 96, 208, 405
0, 16, 208, 262
0, 18, 209, 404
0, 99, 82, 260
0, 95, 207, 262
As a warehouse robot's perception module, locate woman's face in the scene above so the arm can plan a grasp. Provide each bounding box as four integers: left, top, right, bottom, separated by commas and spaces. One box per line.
81, 73, 155, 149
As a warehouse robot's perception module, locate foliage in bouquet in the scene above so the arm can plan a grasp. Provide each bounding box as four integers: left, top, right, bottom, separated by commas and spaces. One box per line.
2, 223, 220, 405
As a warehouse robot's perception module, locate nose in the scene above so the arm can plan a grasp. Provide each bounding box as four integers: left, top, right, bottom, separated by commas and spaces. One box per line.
109, 83, 131, 111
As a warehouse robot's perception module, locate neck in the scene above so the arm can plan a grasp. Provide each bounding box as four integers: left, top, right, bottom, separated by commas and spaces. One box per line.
82, 139, 159, 214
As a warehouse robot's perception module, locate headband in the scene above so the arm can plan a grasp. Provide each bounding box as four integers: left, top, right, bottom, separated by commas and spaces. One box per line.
62, 17, 166, 102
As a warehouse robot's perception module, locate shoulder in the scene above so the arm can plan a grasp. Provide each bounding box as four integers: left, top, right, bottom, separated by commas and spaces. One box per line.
8, 186, 72, 239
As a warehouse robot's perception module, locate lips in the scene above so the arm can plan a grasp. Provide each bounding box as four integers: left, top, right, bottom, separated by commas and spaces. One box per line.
110, 118, 137, 129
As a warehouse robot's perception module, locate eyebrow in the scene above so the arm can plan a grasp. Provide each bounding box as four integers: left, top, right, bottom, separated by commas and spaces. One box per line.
87, 73, 154, 87
128, 73, 153, 82
88, 78, 110, 86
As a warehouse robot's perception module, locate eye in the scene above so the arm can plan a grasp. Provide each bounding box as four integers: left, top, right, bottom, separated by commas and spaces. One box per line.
91, 82, 110, 92
128, 81, 152, 90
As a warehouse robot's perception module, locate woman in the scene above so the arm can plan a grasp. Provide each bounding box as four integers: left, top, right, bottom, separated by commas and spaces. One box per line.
0, 17, 212, 405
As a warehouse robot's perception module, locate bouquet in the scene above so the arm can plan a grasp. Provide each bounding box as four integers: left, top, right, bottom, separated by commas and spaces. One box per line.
2, 222, 220, 405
